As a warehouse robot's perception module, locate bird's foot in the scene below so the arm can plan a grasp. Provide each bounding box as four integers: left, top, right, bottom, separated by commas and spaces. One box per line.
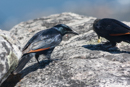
38, 59, 53, 68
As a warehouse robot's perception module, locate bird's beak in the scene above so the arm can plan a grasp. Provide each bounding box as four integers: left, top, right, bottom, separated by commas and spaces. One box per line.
68, 31, 79, 35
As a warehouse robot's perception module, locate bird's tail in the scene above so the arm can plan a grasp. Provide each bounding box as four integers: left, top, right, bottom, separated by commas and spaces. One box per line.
13, 53, 34, 74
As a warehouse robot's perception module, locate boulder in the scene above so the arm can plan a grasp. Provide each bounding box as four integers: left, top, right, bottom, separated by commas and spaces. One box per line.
2, 12, 130, 87
0, 29, 22, 85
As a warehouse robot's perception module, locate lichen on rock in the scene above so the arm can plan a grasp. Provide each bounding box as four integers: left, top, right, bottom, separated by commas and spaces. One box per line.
0, 30, 22, 85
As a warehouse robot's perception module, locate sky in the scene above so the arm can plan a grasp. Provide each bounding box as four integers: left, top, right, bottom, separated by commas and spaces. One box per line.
0, 0, 130, 30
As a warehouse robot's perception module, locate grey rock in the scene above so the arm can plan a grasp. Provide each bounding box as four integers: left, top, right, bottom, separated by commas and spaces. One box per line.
0, 29, 22, 85
7, 12, 130, 87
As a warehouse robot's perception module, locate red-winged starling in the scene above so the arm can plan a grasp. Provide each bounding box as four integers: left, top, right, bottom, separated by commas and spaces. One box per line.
13, 24, 78, 74
93, 18, 130, 47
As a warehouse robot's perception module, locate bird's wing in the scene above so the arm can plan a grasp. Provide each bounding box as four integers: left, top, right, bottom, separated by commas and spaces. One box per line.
112, 19, 130, 30
22, 31, 42, 51
104, 19, 130, 36
23, 30, 62, 54
29, 34, 62, 53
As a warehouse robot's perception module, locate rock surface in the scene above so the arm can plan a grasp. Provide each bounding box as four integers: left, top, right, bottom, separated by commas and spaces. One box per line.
0, 29, 22, 85
2, 12, 130, 87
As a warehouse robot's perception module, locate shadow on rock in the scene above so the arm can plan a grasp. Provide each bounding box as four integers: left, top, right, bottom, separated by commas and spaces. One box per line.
1, 73, 22, 87
82, 42, 130, 54
1, 60, 53, 87
21, 59, 53, 78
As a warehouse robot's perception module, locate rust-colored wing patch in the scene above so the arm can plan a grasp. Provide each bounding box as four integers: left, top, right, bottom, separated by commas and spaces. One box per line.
110, 32, 130, 36
27, 47, 50, 53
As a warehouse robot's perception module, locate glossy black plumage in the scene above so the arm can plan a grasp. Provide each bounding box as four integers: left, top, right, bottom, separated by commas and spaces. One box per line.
13, 24, 78, 74
93, 18, 130, 47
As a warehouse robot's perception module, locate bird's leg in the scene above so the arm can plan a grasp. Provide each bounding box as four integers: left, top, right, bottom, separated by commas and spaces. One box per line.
46, 48, 54, 62
98, 35, 101, 43
46, 54, 52, 62
35, 54, 40, 64
111, 42, 117, 47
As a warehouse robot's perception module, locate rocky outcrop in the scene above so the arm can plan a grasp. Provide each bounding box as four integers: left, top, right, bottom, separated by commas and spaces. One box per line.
0, 30, 22, 85
1, 12, 130, 87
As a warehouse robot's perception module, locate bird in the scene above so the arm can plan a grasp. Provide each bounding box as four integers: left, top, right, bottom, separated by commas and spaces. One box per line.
13, 24, 78, 74
93, 18, 130, 48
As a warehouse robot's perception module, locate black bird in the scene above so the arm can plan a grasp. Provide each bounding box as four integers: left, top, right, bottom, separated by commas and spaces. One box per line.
13, 24, 78, 74
93, 18, 130, 47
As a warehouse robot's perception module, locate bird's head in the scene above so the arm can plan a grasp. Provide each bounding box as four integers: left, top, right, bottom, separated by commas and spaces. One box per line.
54, 24, 78, 35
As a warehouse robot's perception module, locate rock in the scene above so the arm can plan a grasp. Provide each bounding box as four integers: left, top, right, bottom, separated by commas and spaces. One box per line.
0, 29, 22, 85
4, 12, 130, 87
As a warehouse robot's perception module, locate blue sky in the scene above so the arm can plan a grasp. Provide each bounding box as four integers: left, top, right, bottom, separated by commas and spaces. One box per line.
0, 0, 130, 30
